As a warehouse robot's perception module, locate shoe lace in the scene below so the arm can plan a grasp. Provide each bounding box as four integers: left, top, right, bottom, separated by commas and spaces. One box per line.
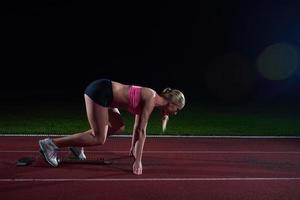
46, 144, 58, 159
49, 150, 57, 159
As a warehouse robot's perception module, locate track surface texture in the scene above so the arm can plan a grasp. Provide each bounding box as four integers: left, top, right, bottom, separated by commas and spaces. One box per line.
0, 136, 300, 200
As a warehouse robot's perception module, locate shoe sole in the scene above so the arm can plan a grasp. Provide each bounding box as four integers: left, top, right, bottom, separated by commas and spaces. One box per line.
39, 140, 58, 167
69, 147, 86, 160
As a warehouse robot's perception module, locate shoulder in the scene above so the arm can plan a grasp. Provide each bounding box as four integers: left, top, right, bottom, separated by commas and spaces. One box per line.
140, 87, 156, 109
141, 87, 156, 100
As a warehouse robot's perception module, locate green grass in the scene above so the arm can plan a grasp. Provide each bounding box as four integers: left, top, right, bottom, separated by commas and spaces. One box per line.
0, 101, 300, 136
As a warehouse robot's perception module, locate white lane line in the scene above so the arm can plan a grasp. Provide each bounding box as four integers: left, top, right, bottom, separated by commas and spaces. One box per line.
1, 150, 300, 154
1, 177, 300, 182
1, 134, 300, 138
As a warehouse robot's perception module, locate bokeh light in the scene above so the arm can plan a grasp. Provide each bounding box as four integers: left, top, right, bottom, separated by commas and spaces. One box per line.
257, 43, 300, 80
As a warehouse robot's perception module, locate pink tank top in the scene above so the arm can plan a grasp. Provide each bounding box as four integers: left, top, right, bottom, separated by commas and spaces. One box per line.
128, 85, 142, 115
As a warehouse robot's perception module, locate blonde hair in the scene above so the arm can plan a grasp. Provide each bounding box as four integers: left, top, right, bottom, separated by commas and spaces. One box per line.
161, 88, 185, 109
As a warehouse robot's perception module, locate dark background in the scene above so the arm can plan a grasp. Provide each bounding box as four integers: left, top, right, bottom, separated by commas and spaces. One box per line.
1, 0, 300, 105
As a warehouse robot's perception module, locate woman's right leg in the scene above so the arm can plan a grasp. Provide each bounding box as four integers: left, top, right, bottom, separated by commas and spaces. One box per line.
52, 94, 109, 148
39, 94, 109, 166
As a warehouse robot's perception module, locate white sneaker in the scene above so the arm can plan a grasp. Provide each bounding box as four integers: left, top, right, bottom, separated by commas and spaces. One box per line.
69, 147, 86, 160
39, 138, 59, 167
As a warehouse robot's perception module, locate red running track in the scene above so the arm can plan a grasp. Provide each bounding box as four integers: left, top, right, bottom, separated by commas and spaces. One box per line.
0, 136, 300, 200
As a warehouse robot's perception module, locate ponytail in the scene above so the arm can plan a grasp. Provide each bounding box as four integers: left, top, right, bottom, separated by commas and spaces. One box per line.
161, 114, 169, 133
160, 87, 185, 133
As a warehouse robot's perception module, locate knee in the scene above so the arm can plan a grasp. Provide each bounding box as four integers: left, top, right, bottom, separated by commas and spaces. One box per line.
108, 109, 125, 135
119, 125, 125, 132
98, 139, 106, 145
91, 130, 107, 145
116, 125, 125, 133
96, 136, 106, 145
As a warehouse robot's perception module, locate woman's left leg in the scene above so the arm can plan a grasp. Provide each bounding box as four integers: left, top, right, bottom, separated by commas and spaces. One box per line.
107, 108, 125, 135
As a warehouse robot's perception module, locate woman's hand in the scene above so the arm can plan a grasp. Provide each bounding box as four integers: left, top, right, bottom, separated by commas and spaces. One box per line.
132, 160, 143, 175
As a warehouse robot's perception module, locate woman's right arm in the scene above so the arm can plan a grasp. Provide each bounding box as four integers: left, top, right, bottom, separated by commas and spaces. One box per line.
131, 93, 155, 175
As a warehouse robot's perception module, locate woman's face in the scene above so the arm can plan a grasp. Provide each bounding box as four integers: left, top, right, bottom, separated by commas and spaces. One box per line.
164, 102, 182, 115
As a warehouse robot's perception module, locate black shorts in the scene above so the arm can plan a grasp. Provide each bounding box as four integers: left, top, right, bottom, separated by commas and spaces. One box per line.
84, 79, 113, 107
